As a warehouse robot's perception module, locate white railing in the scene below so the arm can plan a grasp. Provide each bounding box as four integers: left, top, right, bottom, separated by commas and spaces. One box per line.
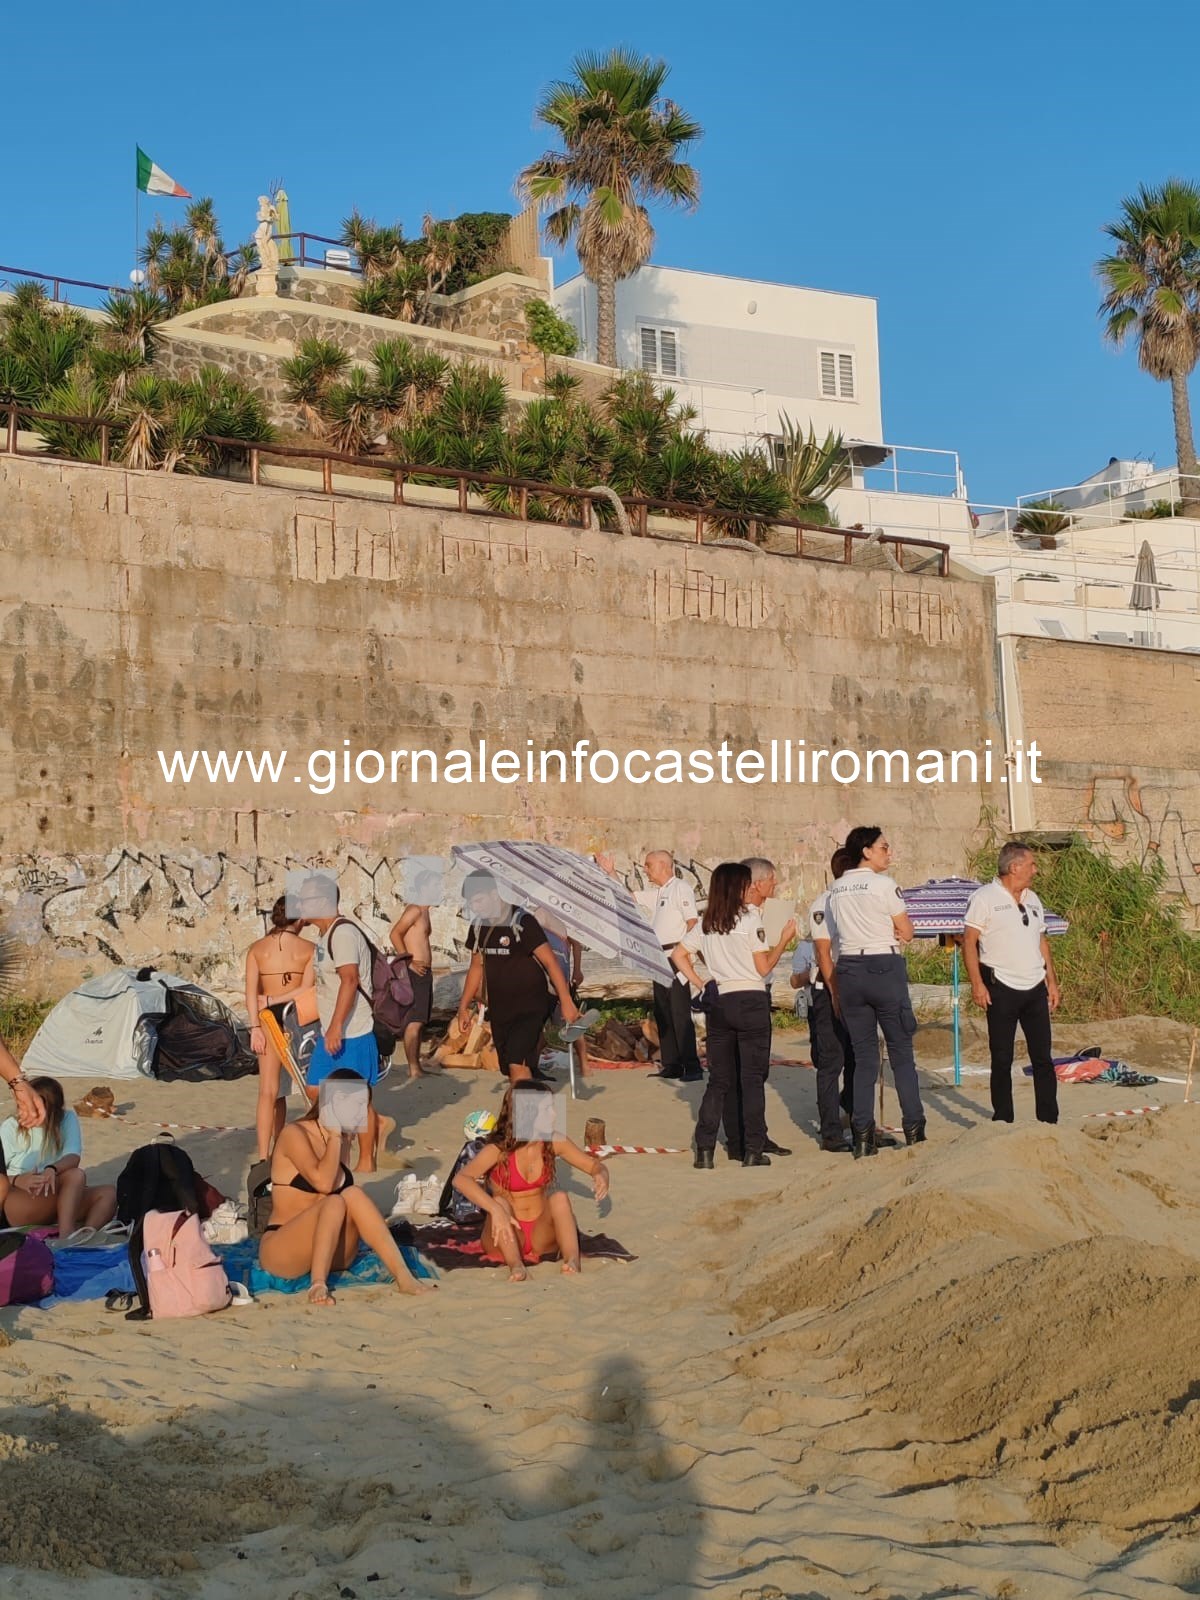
858, 443, 965, 499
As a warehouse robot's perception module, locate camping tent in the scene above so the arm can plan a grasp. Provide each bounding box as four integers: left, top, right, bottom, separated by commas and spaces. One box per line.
22, 969, 256, 1083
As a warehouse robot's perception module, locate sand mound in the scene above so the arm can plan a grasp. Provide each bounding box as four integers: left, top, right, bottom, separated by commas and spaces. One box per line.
0, 1401, 337, 1576
731, 1110, 1200, 1552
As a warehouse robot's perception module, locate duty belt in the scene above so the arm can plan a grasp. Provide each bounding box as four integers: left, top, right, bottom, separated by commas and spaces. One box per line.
841, 946, 900, 957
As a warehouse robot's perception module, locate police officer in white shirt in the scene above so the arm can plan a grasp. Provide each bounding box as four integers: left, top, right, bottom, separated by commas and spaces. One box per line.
636, 850, 703, 1082
962, 841, 1061, 1125
671, 862, 796, 1168
807, 846, 858, 1152
828, 826, 926, 1157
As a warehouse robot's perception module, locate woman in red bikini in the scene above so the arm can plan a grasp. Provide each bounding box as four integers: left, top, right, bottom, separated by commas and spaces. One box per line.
452, 1081, 609, 1281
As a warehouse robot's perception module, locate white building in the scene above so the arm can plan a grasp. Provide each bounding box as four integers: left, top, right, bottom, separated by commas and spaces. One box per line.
552, 263, 967, 516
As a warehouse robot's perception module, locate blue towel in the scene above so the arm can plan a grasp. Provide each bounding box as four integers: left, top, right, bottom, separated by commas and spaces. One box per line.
35, 1238, 433, 1307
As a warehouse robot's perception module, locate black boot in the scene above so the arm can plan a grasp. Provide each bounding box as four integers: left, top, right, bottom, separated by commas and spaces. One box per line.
742, 1151, 771, 1167
725, 1144, 744, 1162
852, 1124, 878, 1160
903, 1120, 927, 1146
693, 1147, 715, 1169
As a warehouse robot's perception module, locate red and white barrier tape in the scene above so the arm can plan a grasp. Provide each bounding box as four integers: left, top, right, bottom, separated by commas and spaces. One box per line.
1082, 1104, 1163, 1121
587, 1143, 686, 1156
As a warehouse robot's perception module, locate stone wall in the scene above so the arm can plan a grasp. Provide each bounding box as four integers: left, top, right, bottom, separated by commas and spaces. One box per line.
0, 454, 1001, 996
1013, 637, 1200, 926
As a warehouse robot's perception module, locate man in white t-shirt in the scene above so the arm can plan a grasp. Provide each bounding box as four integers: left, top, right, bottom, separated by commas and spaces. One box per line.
298, 874, 383, 1170
963, 842, 1061, 1125
633, 850, 703, 1082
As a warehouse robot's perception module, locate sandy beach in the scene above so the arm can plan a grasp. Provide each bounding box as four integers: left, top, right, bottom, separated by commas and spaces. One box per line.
2, 1017, 1199, 1599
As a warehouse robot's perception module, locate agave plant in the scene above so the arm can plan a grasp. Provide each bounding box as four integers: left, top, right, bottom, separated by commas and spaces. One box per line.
1013, 498, 1073, 549
281, 338, 350, 436
774, 416, 851, 522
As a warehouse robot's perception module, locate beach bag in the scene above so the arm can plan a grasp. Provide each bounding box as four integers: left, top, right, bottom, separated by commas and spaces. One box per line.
141, 1209, 232, 1318
326, 918, 414, 1034
246, 1158, 273, 1239
438, 1137, 489, 1225
0, 1232, 55, 1306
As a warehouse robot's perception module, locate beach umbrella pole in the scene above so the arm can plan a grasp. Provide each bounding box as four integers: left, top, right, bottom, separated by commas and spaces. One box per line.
952, 945, 962, 1087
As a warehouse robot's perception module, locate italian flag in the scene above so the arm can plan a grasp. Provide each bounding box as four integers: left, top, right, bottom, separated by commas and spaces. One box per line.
136, 147, 190, 198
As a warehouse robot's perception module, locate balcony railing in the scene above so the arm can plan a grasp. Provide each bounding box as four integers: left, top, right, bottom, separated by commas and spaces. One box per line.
1, 402, 950, 576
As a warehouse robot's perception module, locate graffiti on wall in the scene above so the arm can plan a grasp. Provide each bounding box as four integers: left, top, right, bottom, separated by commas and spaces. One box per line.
1085, 775, 1200, 917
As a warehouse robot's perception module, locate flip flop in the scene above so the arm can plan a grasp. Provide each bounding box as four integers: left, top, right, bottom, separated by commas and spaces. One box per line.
51, 1227, 97, 1251
226, 1282, 256, 1310
105, 1290, 138, 1313
96, 1219, 133, 1240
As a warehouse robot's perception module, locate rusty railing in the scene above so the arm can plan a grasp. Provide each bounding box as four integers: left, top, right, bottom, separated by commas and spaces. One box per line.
0, 402, 951, 576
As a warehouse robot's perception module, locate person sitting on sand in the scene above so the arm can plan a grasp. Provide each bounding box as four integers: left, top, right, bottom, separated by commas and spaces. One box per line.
0, 1076, 117, 1244
451, 1080, 609, 1282
259, 1069, 434, 1306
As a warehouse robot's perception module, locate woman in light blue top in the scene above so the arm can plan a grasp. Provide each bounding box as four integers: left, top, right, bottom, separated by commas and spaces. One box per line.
0, 1076, 117, 1243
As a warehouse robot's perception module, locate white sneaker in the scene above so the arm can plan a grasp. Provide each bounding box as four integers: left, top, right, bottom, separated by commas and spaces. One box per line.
414, 1175, 442, 1217
389, 1173, 420, 1218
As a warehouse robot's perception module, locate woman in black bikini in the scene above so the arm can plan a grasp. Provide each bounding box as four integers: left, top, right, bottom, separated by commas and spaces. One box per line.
245, 897, 316, 1161
259, 1070, 434, 1306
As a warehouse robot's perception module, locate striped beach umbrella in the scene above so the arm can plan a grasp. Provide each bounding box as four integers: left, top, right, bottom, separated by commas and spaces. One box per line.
450, 841, 673, 985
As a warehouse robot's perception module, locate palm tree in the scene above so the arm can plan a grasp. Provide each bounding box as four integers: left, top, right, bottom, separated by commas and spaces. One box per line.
518, 48, 701, 369
1098, 180, 1200, 515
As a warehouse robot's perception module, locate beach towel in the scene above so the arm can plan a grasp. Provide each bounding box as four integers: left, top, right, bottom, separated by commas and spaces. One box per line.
1028, 1053, 1158, 1087
392, 1217, 637, 1268
31, 1237, 432, 1307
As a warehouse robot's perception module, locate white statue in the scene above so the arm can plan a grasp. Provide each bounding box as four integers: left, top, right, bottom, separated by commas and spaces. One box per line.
254, 194, 280, 294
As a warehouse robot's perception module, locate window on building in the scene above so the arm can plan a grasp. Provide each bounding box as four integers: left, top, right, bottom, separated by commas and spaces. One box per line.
819, 350, 855, 400
640, 325, 679, 377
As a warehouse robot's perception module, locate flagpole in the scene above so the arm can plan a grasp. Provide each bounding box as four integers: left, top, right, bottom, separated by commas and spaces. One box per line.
134, 145, 140, 285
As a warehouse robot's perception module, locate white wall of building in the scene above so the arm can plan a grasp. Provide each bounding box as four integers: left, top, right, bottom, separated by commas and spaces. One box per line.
553, 265, 884, 449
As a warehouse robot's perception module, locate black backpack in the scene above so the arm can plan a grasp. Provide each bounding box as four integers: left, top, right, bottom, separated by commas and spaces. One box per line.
438, 1137, 489, 1225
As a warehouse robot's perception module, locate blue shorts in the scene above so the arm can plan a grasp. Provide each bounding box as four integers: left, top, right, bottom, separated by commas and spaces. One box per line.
307, 1030, 381, 1087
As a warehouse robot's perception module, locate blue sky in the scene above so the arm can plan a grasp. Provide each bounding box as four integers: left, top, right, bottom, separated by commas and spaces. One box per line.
4, 0, 1196, 505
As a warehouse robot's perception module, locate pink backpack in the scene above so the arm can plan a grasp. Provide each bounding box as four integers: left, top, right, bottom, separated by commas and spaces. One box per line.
142, 1210, 232, 1318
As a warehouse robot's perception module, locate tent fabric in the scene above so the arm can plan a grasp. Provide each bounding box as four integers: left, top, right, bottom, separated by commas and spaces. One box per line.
22, 969, 255, 1082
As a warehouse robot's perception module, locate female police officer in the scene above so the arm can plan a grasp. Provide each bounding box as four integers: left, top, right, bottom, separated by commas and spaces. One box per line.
827, 826, 926, 1158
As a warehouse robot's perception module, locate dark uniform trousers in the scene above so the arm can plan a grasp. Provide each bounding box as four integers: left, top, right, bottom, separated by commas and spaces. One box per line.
837, 953, 924, 1132
652, 962, 701, 1077
695, 990, 770, 1156
982, 967, 1059, 1124
808, 983, 856, 1142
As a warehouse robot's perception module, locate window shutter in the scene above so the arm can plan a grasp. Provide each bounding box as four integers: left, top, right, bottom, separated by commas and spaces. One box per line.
838, 353, 855, 398
659, 329, 678, 377
820, 351, 837, 397
640, 328, 658, 371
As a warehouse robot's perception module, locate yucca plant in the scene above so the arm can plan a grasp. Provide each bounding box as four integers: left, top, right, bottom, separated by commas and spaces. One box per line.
89, 342, 147, 404
101, 289, 169, 359
281, 338, 350, 436
341, 212, 406, 279
117, 373, 171, 470
2, 279, 49, 320
0, 353, 40, 409
321, 366, 379, 454
707, 449, 791, 541
369, 338, 450, 429
433, 363, 509, 437
36, 372, 113, 462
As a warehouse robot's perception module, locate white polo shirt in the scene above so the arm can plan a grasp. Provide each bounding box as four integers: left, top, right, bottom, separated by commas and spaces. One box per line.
965, 880, 1047, 990
636, 876, 699, 946
683, 906, 770, 994
828, 868, 907, 956
808, 890, 839, 982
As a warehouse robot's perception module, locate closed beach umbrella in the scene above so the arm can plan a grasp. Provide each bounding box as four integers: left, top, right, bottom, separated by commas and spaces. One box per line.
902, 877, 1068, 1084
1130, 539, 1159, 610
274, 188, 294, 262
451, 841, 673, 985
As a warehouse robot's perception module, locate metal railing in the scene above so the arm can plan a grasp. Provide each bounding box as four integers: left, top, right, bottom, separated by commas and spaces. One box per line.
1, 402, 950, 576
0, 263, 128, 305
